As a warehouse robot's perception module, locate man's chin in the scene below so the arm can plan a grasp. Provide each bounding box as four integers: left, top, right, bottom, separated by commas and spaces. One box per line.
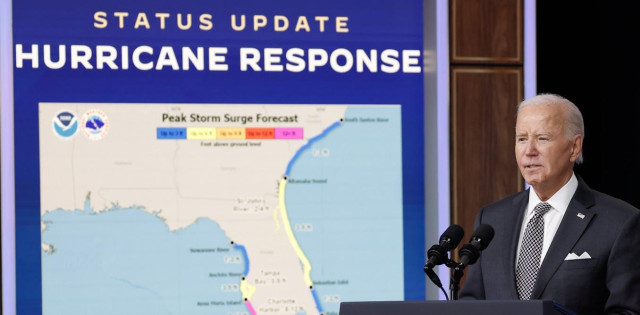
522, 168, 544, 180
522, 176, 541, 187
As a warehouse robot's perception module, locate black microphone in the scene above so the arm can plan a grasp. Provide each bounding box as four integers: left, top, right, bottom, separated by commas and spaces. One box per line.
424, 224, 464, 269
456, 224, 495, 270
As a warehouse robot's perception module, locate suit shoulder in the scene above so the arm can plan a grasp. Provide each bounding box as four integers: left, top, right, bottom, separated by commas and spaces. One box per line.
590, 190, 640, 219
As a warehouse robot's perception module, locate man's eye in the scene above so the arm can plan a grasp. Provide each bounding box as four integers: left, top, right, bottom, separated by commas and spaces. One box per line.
539, 137, 548, 141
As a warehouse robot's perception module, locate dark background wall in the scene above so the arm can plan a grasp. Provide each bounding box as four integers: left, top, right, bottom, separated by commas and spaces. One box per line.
537, 2, 640, 208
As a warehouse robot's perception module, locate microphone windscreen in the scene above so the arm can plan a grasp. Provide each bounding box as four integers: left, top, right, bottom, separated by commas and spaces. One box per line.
471, 224, 495, 250
440, 224, 465, 249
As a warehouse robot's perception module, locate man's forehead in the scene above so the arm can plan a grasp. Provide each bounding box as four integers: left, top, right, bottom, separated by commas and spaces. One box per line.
516, 109, 567, 137
518, 102, 565, 117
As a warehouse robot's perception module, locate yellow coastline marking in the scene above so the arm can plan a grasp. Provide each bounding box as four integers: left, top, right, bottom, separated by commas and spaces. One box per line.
278, 178, 313, 287
240, 279, 256, 300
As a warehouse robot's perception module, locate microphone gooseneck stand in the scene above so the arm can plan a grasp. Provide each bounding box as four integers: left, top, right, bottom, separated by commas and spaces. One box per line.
449, 261, 465, 300
426, 228, 495, 300
423, 257, 464, 301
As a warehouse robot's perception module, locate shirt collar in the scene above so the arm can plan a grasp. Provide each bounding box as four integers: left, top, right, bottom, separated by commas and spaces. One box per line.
527, 173, 578, 216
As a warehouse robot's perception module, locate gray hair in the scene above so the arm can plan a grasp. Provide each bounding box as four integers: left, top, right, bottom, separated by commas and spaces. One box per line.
517, 94, 585, 164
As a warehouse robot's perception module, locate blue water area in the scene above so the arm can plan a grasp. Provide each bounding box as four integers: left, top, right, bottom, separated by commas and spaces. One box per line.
285, 121, 342, 176
42, 206, 247, 315
285, 106, 405, 314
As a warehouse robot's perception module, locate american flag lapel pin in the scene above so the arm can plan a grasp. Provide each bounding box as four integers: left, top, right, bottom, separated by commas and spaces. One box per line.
577, 213, 585, 219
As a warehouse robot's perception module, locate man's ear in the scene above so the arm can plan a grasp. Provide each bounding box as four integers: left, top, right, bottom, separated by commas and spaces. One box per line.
569, 134, 583, 162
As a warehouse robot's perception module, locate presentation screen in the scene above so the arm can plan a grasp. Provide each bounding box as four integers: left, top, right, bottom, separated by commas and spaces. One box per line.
11, 0, 425, 314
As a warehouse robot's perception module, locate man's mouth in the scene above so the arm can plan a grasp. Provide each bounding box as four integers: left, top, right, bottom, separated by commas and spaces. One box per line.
525, 164, 542, 169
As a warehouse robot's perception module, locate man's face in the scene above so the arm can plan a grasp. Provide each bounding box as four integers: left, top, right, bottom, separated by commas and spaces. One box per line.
515, 104, 582, 199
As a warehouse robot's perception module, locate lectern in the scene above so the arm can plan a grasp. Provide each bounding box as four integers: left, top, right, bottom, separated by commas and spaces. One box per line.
339, 300, 571, 315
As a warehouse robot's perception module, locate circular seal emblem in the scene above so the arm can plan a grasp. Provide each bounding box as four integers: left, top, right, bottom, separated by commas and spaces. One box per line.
80, 109, 109, 140
52, 110, 78, 140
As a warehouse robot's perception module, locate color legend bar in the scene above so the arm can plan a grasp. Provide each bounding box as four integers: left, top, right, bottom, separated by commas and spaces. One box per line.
187, 127, 216, 140
157, 128, 187, 139
275, 128, 303, 139
217, 128, 245, 140
246, 128, 275, 139
157, 127, 303, 140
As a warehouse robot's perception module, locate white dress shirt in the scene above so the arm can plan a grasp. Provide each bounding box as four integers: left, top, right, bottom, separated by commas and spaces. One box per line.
516, 173, 578, 267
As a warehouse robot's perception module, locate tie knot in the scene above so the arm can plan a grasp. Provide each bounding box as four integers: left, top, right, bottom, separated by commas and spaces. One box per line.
533, 202, 551, 217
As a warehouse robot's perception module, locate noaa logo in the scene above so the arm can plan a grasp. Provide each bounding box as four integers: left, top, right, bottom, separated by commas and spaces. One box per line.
52, 110, 78, 140
80, 109, 109, 141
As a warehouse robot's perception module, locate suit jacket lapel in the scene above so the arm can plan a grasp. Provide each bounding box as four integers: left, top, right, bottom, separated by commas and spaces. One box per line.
504, 190, 529, 299
530, 178, 596, 299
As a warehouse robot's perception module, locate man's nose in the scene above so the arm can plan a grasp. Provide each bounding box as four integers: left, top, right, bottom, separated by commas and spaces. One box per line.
525, 140, 538, 155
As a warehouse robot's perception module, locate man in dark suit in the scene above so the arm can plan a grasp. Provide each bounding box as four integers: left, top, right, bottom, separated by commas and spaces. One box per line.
459, 94, 640, 314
